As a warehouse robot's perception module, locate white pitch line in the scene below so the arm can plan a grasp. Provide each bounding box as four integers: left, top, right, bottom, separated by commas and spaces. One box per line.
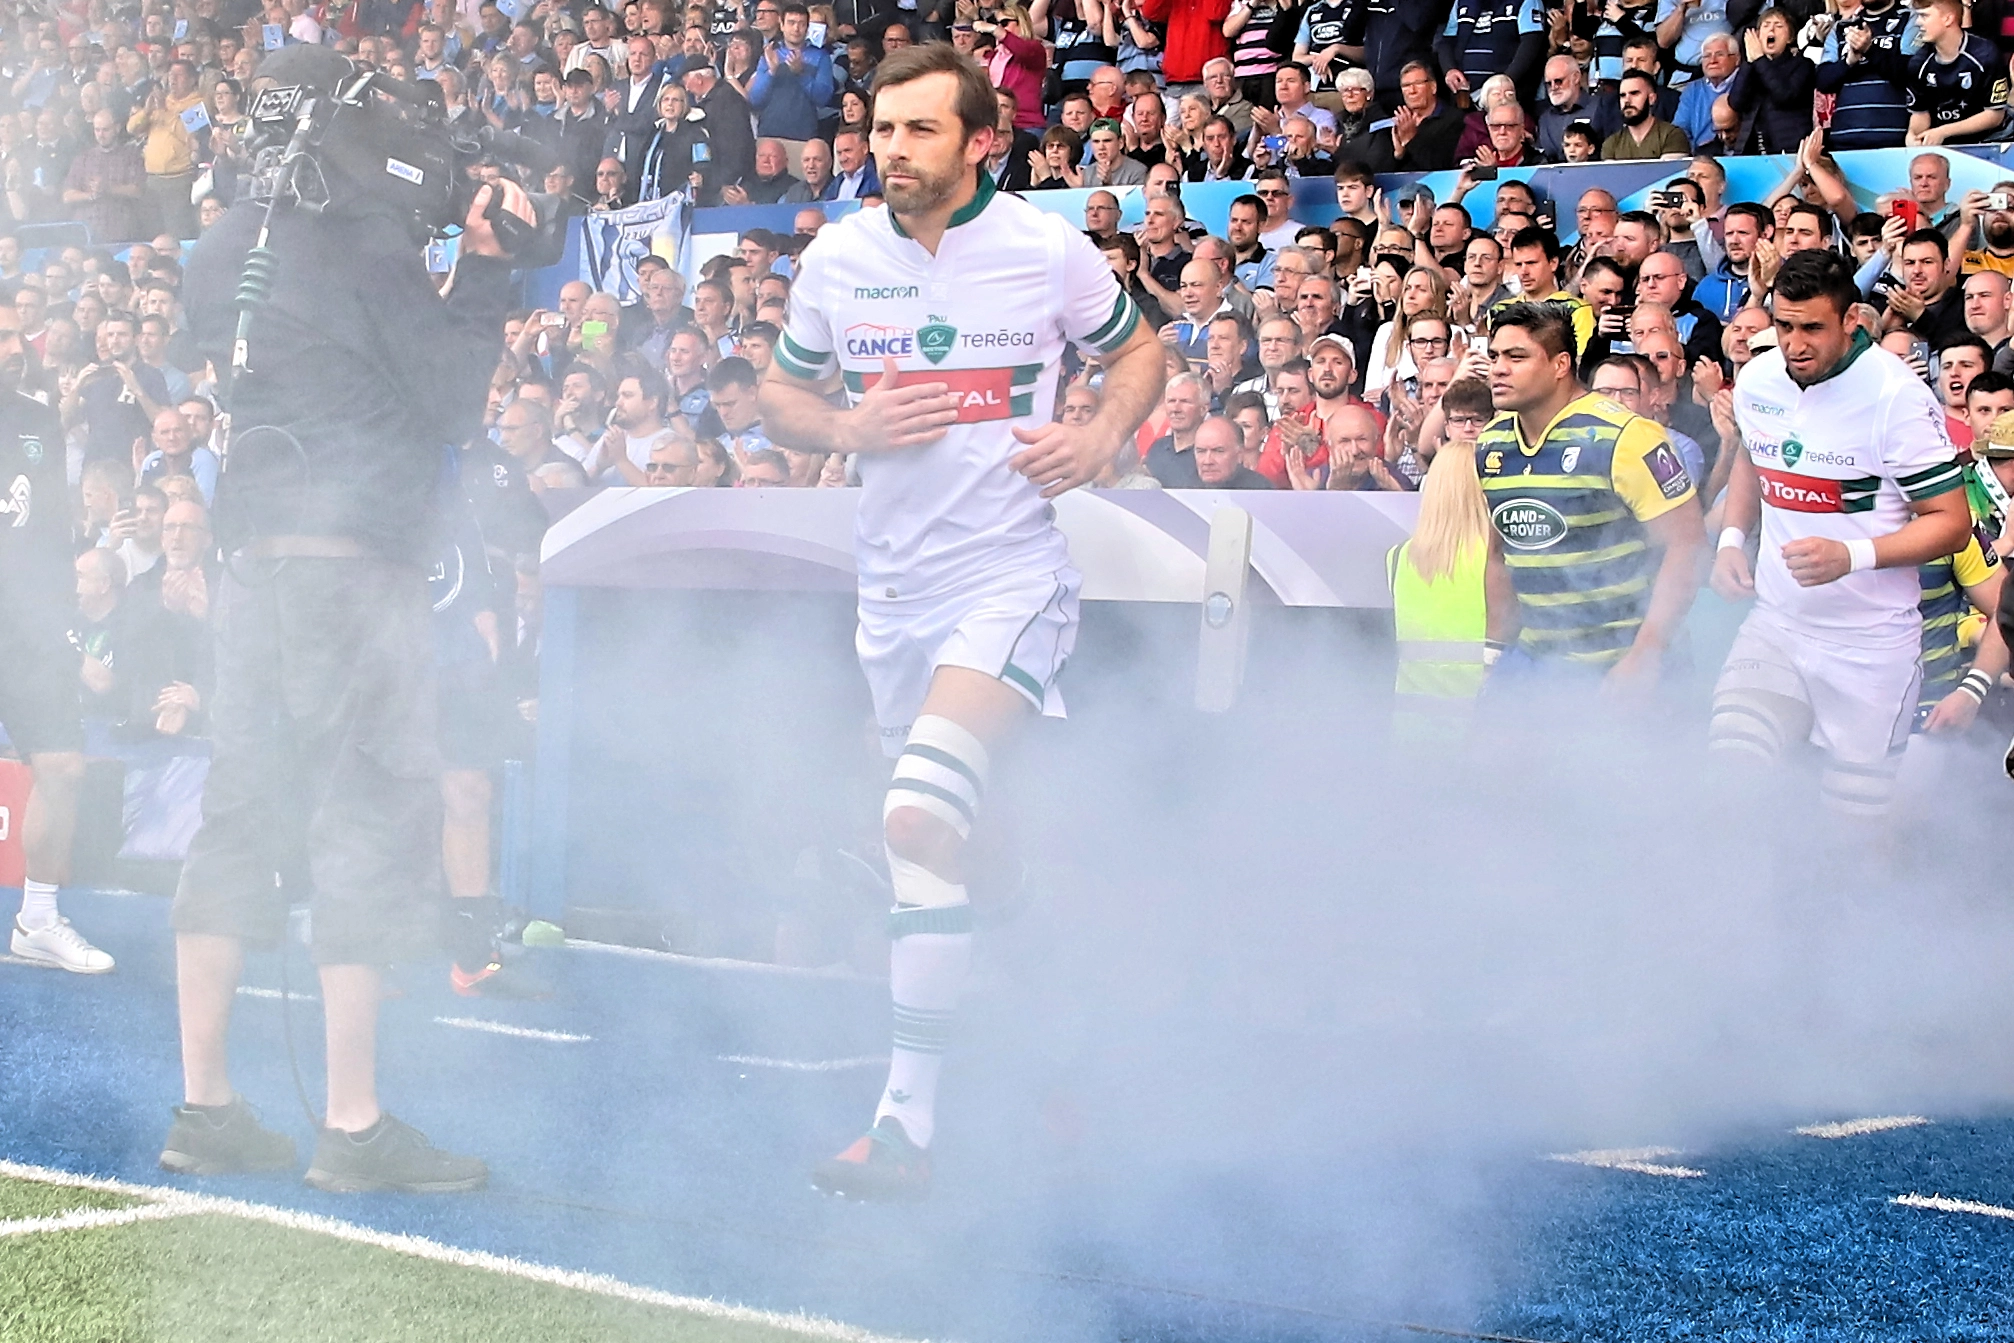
1795, 1115, 1930, 1140
433, 1016, 591, 1043
236, 986, 319, 1002
718, 1055, 888, 1073
1893, 1193, 2014, 1222
564, 939, 884, 984
0, 1202, 205, 1238
1548, 1147, 1705, 1178
0, 1159, 925, 1343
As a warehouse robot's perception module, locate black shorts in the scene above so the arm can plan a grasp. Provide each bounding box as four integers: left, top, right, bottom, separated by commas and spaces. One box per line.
437, 660, 524, 770
0, 608, 83, 757
172, 557, 444, 966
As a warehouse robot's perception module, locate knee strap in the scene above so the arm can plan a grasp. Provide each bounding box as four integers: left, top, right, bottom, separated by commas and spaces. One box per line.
886, 853, 971, 937
884, 714, 990, 840
1708, 689, 1798, 765
1820, 755, 1901, 818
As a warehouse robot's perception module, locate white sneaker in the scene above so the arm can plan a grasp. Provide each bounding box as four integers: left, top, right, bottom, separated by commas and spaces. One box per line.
11, 917, 115, 974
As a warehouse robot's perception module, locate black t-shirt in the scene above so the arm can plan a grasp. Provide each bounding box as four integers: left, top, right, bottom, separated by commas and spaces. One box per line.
460, 439, 549, 562
0, 392, 74, 631
183, 202, 515, 561
707, 0, 745, 39
1205, 465, 1276, 489
1907, 33, 2011, 131
1909, 285, 1972, 349
71, 607, 129, 722
1146, 434, 1203, 487
1148, 245, 1193, 294
76, 361, 169, 464
1301, 0, 1366, 55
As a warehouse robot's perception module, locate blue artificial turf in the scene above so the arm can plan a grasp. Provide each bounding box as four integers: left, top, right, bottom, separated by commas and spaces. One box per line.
4, 888, 2014, 1343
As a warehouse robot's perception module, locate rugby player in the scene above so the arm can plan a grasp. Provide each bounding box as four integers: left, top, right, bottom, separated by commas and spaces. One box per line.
760, 45, 1165, 1200
1709, 249, 1974, 816
1477, 299, 1703, 695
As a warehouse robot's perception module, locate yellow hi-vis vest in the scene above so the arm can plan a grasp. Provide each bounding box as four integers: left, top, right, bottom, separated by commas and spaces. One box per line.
1387, 539, 1488, 715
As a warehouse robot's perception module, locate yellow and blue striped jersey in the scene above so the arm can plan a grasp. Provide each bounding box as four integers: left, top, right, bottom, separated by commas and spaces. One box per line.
1476, 391, 1695, 666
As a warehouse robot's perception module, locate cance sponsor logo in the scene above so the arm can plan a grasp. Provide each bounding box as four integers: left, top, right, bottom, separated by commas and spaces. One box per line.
844, 322, 916, 358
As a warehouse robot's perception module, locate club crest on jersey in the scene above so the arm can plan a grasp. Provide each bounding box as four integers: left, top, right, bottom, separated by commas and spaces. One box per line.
18, 435, 41, 465
2, 473, 29, 528
918, 317, 957, 365
1781, 435, 1804, 468
1560, 443, 1581, 474
1492, 497, 1568, 550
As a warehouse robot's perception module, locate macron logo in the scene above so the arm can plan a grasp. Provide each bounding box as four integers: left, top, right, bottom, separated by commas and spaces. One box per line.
853, 285, 919, 299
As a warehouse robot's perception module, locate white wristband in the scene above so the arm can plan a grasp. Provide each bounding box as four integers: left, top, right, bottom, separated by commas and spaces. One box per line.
1845, 537, 1877, 573
1717, 527, 1746, 552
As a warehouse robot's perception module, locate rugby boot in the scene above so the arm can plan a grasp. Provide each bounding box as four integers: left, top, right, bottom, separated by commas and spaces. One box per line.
811, 1116, 932, 1201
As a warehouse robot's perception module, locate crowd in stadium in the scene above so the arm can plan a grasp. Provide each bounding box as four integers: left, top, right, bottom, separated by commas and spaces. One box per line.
8, 0, 2014, 747
6, 0, 2014, 1203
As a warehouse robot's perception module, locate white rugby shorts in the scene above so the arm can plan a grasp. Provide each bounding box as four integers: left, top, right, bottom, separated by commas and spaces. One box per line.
857, 568, 1082, 757
1712, 613, 1920, 767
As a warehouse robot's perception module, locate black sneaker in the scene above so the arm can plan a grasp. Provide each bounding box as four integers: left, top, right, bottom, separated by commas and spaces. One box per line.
304, 1114, 487, 1194
159, 1097, 297, 1176
811, 1116, 932, 1201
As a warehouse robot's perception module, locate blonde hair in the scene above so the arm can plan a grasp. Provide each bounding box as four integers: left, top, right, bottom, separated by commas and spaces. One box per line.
1382, 265, 1451, 372
1406, 385, 1492, 581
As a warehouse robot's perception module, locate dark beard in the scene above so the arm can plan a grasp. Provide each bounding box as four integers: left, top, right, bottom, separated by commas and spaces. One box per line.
1621, 104, 1649, 127
1990, 217, 2014, 251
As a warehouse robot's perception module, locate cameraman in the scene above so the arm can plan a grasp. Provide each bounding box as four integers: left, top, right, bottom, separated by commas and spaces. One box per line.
159, 46, 528, 1193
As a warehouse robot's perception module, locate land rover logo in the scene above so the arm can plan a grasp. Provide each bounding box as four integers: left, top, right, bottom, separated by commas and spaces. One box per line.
1781, 435, 1804, 467
1492, 497, 1569, 550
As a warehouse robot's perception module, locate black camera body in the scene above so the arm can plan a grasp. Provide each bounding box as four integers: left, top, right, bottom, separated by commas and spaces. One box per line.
247, 64, 566, 268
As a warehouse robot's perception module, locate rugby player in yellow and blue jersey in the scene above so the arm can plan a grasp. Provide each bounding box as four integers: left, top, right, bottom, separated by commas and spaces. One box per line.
1476, 299, 1705, 696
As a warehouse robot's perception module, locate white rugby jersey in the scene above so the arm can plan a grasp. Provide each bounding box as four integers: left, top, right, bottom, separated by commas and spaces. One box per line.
1732, 334, 1966, 647
775, 176, 1143, 603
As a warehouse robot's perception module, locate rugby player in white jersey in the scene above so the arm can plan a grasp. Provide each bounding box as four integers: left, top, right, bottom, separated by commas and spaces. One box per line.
758, 44, 1166, 1200
1708, 249, 1973, 818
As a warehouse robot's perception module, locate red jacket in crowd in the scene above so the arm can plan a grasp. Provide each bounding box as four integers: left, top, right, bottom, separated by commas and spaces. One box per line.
1138, 0, 1231, 85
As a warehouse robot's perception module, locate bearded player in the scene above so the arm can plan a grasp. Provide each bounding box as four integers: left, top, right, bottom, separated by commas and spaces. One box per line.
759, 45, 1165, 1200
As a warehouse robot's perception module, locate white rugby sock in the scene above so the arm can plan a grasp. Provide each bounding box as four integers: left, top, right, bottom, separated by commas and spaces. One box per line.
874, 924, 971, 1151
19, 879, 58, 931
